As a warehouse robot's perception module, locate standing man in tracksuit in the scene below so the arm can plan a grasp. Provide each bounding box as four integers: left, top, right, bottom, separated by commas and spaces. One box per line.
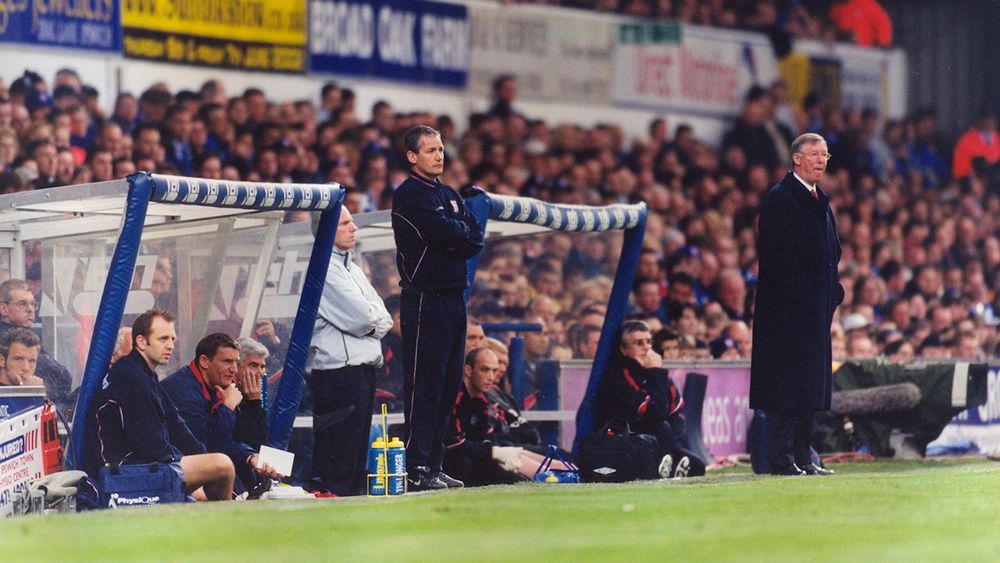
310, 206, 393, 496
392, 125, 484, 491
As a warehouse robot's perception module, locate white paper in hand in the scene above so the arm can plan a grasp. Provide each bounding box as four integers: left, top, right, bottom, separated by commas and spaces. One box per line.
258, 445, 294, 476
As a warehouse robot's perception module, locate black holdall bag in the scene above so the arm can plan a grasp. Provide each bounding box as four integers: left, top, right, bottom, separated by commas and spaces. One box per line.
578, 419, 660, 483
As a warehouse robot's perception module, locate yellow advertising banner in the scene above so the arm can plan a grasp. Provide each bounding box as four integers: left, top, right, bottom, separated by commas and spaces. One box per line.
122, 0, 307, 73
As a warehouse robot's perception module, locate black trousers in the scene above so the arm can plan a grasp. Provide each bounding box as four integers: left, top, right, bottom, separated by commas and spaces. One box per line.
639, 413, 706, 477
442, 450, 527, 487
310, 365, 376, 496
764, 410, 816, 469
401, 287, 467, 472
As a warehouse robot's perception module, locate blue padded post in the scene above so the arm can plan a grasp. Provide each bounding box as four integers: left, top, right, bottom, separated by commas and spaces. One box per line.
572, 206, 648, 453
481, 322, 542, 408
267, 192, 344, 449
508, 336, 526, 408
463, 189, 491, 302
68, 172, 153, 469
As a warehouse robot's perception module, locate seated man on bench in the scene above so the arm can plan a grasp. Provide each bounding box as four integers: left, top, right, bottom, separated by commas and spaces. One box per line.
596, 320, 705, 478
85, 309, 235, 501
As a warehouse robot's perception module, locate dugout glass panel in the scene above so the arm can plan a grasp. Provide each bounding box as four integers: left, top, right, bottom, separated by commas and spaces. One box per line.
37, 213, 284, 403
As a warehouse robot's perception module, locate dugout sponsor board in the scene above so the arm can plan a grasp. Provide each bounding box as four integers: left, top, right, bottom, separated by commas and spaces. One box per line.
0, 386, 46, 421
555, 360, 752, 457
668, 363, 752, 458
466, 3, 613, 104
0, 0, 119, 51
122, 0, 308, 73
309, 0, 468, 88
612, 21, 777, 118
0, 406, 45, 518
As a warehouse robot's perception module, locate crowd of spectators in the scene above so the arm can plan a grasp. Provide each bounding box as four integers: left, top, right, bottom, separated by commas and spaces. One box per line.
502, 0, 893, 48
1, 9, 998, 407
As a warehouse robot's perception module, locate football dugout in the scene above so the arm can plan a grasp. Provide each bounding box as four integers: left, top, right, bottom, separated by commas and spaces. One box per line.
0, 173, 646, 470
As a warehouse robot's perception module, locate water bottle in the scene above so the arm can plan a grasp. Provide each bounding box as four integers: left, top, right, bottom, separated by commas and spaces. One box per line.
386, 437, 406, 495
367, 436, 387, 496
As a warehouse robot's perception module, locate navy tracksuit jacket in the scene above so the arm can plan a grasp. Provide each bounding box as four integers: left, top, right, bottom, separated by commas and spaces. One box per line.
85, 350, 205, 477
161, 363, 265, 492
392, 172, 483, 471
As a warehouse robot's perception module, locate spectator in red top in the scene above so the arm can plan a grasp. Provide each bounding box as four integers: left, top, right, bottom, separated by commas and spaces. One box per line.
952, 111, 1000, 179
830, 0, 893, 48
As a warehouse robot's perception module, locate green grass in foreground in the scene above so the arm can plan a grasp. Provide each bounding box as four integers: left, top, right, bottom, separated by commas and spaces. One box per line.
3, 459, 999, 562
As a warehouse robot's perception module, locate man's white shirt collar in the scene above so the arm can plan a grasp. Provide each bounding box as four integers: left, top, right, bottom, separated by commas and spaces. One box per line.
793, 171, 817, 194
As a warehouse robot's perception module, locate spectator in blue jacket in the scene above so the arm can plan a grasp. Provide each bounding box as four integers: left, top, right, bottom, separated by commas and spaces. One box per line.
162, 332, 281, 497
0, 279, 73, 415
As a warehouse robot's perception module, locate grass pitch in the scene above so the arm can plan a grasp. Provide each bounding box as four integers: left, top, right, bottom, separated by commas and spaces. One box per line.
3, 459, 999, 562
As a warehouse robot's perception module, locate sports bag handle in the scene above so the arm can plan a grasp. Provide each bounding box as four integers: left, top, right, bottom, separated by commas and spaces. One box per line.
534, 445, 580, 480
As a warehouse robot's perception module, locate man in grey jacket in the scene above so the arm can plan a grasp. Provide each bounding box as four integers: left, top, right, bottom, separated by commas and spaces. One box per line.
309, 207, 393, 495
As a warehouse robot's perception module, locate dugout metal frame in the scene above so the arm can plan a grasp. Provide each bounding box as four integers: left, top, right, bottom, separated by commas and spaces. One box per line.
13, 173, 647, 468
66, 173, 346, 468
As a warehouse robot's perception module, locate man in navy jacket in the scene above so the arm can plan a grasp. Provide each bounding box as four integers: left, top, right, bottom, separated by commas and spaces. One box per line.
392, 125, 484, 491
162, 332, 280, 496
86, 309, 235, 500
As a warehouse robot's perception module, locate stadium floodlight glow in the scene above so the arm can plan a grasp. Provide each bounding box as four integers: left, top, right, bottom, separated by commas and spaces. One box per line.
68, 172, 345, 470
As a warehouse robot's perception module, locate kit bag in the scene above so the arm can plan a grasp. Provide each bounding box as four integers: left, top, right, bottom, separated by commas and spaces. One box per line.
97, 461, 187, 508
578, 419, 659, 483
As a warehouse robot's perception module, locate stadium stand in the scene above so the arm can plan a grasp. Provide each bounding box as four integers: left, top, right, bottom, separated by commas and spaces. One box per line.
497, 0, 892, 48
2, 1, 998, 472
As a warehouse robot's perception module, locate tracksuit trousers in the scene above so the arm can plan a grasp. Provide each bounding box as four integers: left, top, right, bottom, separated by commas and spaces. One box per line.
400, 287, 467, 473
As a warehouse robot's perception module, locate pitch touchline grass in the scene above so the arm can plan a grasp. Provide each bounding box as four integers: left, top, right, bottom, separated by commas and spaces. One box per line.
3, 459, 998, 562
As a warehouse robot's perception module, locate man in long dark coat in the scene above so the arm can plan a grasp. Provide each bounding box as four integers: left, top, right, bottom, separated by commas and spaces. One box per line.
750, 133, 844, 476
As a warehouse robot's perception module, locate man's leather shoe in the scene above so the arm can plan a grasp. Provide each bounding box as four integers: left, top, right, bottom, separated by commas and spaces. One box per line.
771, 463, 806, 476
801, 463, 834, 476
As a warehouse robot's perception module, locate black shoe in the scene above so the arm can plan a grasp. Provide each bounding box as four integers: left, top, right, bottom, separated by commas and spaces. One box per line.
771, 463, 806, 476
407, 466, 447, 492
801, 463, 834, 476
434, 471, 465, 488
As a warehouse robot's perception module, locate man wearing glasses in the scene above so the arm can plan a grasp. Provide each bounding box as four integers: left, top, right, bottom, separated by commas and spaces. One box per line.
0, 279, 72, 413
750, 133, 844, 476
595, 320, 706, 479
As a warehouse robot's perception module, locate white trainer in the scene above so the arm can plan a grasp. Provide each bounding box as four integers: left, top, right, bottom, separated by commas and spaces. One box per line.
673, 455, 691, 478
658, 454, 674, 479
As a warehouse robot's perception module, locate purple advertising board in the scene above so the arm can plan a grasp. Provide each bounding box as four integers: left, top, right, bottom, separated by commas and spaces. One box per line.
669, 363, 752, 459
553, 360, 752, 457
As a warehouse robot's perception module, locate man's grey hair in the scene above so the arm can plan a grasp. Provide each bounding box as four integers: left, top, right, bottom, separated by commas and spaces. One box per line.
113, 327, 130, 351
791, 133, 826, 154
619, 320, 651, 345
238, 337, 270, 360
0, 279, 29, 303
